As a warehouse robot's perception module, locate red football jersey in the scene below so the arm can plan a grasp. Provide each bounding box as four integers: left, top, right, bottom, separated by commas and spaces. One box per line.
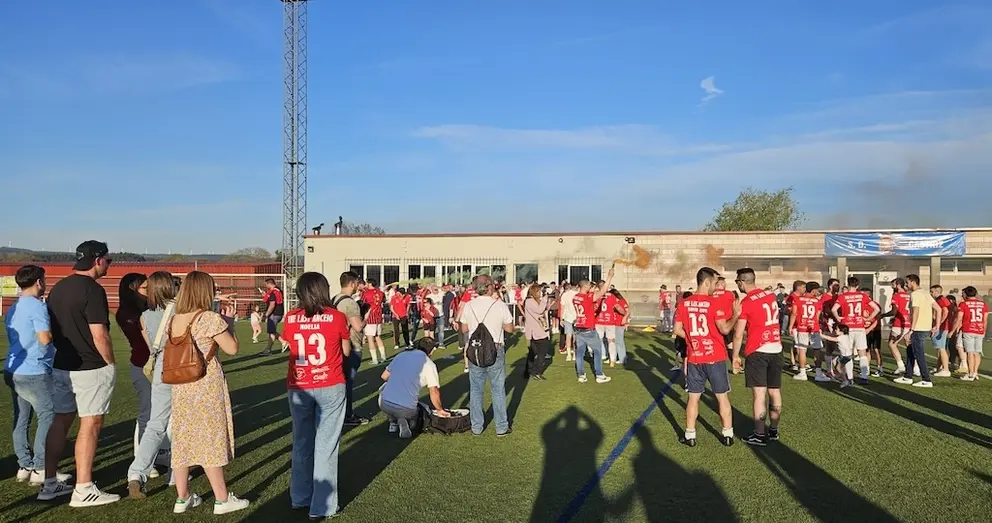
421, 304, 437, 323
362, 288, 384, 325
936, 296, 952, 330
711, 289, 735, 318
660, 292, 671, 310
793, 295, 822, 333
890, 291, 910, 328
675, 294, 727, 364
836, 291, 872, 329
573, 292, 596, 329
282, 307, 348, 390
596, 294, 617, 325
617, 299, 629, 326
390, 294, 408, 319
959, 298, 988, 335
740, 289, 782, 356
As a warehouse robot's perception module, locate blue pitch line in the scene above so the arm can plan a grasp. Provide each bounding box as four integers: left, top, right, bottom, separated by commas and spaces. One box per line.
557, 369, 683, 523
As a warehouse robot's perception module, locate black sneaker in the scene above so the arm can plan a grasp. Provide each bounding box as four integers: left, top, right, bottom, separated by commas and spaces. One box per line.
259, 349, 272, 356
767, 428, 779, 441
720, 436, 734, 447
496, 428, 513, 438
343, 416, 370, 427
742, 432, 768, 446
679, 436, 697, 447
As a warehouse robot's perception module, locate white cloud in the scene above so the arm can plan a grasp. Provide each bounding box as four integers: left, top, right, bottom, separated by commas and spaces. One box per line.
700, 76, 724, 104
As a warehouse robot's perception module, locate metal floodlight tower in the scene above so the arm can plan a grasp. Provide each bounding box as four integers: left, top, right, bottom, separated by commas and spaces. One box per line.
281, 0, 308, 300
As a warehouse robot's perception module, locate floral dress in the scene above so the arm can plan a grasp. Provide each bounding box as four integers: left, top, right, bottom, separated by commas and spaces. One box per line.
170, 311, 235, 469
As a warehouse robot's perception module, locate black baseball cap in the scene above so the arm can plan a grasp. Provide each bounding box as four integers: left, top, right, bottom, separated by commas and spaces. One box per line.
73, 240, 110, 271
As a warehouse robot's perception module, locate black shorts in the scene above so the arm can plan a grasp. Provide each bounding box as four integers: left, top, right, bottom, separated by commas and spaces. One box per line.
867, 329, 882, 349
423, 322, 436, 331
745, 352, 783, 389
674, 337, 687, 358
686, 361, 731, 394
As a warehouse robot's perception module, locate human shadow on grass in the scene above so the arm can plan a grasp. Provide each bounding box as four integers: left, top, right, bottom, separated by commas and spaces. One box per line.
867, 379, 992, 430
829, 383, 992, 450
694, 396, 899, 522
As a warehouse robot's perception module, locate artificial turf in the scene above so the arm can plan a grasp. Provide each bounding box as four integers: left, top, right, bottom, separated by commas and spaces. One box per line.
0, 322, 990, 522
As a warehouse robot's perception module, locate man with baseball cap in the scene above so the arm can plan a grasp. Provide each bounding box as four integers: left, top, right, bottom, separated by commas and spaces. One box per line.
38, 240, 120, 507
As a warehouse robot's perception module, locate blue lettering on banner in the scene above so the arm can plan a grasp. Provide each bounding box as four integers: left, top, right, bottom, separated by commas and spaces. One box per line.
824, 232, 966, 257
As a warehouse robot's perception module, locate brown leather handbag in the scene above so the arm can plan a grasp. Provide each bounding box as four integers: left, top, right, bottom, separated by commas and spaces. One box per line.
162, 311, 217, 385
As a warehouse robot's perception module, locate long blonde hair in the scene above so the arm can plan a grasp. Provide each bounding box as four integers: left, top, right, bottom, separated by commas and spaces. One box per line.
174, 271, 215, 314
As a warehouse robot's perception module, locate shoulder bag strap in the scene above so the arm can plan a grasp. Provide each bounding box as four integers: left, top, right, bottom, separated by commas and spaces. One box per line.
152, 302, 175, 351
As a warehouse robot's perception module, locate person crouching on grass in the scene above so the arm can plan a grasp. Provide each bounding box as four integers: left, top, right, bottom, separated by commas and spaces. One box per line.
673, 268, 739, 447
379, 338, 449, 438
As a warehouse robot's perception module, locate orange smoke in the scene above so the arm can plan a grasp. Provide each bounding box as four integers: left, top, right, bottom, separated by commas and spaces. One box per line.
614, 245, 654, 269
703, 244, 724, 267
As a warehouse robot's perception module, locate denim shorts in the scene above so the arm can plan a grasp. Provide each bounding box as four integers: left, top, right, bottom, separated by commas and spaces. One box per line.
562, 320, 574, 335
932, 330, 948, 350
267, 315, 283, 334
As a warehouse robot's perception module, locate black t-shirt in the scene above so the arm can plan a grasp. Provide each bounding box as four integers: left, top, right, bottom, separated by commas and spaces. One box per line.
48, 274, 110, 371
266, 287, 285, 316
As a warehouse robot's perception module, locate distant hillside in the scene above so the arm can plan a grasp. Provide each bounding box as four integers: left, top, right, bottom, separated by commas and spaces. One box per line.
0, 247, 235, 263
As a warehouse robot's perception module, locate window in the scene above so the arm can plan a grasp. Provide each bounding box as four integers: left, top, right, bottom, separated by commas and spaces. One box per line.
424, 266, 436, 280
476, 266, 491, 276
408, 264, 421, 281
569, 266, 590, 284
941, 258, 986, 274
366, 265, 381, 286
348, 265, 364, 279
591, 264, 602, 283
384, 265, 400, 285
558, 265, 568, 284
492, 264, 507, 283
515, 263, 538, 284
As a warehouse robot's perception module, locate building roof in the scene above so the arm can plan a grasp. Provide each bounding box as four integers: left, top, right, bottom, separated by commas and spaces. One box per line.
304, 227, 992, 240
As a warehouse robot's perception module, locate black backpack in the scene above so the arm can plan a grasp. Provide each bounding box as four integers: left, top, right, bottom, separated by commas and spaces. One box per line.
466, 301, 499, 368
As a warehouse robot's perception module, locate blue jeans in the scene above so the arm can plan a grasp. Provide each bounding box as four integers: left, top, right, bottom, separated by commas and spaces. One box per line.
344, 349, 361, 419
615, 326, 628, 364
4, 372, 54, 471
574, 328, 605, 377
289, 384, 347, 518
468, 346, 509, 435
435, 316, 445, 345
409, 311, 420, 341
905, 332, 932, 381
127, 357, 172, 481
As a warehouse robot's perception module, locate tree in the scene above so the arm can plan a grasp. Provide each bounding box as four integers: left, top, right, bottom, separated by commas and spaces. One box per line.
224, 247, 274, 262
340, 221, 386, 236
162, 254, 188, 261
704, 187, 806, 232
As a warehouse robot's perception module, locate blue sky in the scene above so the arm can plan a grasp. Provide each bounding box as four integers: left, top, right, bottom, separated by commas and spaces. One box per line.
1, 0, 990, 253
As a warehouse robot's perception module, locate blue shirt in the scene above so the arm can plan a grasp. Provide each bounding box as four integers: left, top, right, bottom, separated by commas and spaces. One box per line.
4, 295, 55, 375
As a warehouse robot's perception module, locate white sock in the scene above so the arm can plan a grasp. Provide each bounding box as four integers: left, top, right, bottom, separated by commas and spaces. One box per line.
859, 356, 869, 378
685, 429, 697, 440
845, 360, 854, 381
722, 427, 734, 438
608, 341, 617, 362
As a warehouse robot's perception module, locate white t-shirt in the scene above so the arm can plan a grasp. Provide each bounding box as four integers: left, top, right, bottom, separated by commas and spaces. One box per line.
380, 349, 440, 410
459, 295, 514, 346
837, 333, 853, 356
250, 312, 261, 324
560, 289, 578, 322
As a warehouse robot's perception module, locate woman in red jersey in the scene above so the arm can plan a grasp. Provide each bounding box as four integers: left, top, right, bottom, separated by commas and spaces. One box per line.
281, 272, 351, 520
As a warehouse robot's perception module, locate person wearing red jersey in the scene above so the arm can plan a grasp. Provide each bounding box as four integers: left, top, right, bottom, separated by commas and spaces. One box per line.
571, 267, 616, 384
389, 289, 411, 349
611, 289, 631, 365
360, 279, 387, 365
674, 267, 739, 448
830, 276, 880, 383
595, 284, 621, 366
733, 268, 785, 446
784, 281, 806, 371
929, 285, 953, 377
260, 278, 286, 356
817, 279, 840, 380
420, 298, 439, 342
880, 278, 911, 375
955, 286, 989, 381
281, 272, 351, 520
711, 277, 737, 361
788, 281, 823, 382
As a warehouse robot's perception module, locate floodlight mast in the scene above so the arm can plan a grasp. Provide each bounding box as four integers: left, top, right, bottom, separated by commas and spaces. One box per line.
281, 0, 308, 305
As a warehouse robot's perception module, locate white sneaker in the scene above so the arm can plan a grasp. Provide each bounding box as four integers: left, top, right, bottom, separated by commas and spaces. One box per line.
840, 380, 852, 389
16, 468, 32, 482
388, 421, 398, 433
895, 363, 905, 375
69, 483, 121, 507
173, 493, 202, 514
933, 370, 952, 378
893, 377, 914, 385
149, 466, 160, 479
213, 493, 250, 515
29, 470, 72, 486
577, 375, 588, 383
793, 371, 807, 381
397, 418, 413, 439
912, 381, 934, 388
814, 373, 831, 383
37, 480, 74, 500
595, 375, 612, 384
960, 375, 976, 381
670, 363, 682, 371
955, 366, 969, 374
